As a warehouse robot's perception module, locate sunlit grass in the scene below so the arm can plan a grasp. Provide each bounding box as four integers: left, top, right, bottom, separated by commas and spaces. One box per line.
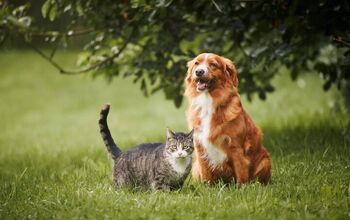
0, 51, 349, 219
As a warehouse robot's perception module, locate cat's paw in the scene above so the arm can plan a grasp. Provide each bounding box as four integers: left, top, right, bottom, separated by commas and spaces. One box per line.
151, 182, 170, 191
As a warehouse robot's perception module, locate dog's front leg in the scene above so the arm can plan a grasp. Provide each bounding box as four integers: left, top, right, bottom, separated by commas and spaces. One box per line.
192, 144, 217, 184
229, 148, 251, 184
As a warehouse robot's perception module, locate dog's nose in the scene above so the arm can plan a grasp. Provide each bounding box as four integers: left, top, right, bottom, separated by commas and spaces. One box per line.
195, 69, 205, 77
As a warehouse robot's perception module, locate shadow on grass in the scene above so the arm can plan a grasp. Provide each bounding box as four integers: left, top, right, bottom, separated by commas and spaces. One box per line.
263, 120, 349, 158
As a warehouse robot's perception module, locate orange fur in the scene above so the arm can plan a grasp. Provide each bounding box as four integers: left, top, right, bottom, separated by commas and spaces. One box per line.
185, 53, 271, 184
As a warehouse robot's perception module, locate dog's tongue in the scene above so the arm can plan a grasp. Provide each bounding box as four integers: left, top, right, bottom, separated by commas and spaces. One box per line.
196, 81, 207, 90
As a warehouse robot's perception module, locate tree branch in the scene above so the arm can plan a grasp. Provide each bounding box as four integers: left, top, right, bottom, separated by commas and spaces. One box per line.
212, 0, 223, 13
27, 26, 137, 75
29, 28, 96, 38
332, 36, 350, 48
49, 40, 59, 59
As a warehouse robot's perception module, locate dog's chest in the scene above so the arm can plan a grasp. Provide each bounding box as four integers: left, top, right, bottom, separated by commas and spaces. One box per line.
192, 93, 226, 167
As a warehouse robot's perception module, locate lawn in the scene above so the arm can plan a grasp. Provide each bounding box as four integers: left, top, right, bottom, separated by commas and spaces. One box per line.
0, 50, 349, 219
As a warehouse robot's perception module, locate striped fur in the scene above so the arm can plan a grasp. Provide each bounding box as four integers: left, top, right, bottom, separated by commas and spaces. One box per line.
99, 104, 121, 160
98, 104, 194, 190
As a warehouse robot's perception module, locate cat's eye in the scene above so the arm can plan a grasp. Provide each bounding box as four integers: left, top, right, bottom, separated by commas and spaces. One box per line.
183, 145, 191, 150
168, 146, 177, 152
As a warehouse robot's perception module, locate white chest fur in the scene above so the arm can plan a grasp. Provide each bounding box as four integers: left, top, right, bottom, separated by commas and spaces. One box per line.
168, 157, 191, 174
192, 93, 226, 167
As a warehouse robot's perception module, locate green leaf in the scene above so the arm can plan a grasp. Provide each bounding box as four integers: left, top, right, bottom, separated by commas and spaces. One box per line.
76, 3, 84, 16
49, 3, 58, 21
140, 78, 148, 96
258, 90, 266, 100
41, 0, 51, 18
264, 84, 275, 92
323, 79, 332, 91
76, 52, 91, 67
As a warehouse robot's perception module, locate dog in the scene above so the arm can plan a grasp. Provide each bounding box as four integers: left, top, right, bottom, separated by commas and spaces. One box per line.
185, 53, 271, 184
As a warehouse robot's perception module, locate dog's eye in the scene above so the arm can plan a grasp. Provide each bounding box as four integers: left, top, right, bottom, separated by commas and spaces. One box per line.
194, 61, 199, 65
210, 63, 217, 68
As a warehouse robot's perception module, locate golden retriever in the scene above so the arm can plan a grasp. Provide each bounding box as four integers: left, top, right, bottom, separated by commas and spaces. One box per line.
185, 53, 271, 184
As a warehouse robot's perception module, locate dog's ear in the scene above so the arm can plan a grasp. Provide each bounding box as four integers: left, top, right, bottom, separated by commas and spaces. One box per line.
185, 58, 195, 83
222, 57, 238, 87
187, 59, 195, 68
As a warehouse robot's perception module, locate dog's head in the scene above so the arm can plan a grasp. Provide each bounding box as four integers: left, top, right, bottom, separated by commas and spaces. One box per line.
185, 53, 238, 93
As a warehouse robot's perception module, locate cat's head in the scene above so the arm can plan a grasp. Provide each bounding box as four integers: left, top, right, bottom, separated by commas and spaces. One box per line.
165, 128, 194, 159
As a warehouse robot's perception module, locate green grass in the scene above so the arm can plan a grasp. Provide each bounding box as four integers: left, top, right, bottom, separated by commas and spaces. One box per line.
0, 50, 349, 219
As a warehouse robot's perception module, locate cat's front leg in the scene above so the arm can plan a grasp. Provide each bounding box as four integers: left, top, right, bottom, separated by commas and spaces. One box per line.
151, 181, 170, 191
152, 173, 171, 191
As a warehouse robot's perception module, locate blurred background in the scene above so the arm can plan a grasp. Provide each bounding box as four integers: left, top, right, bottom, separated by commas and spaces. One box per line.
1, 0, 348, 153
1, 1, 350, 219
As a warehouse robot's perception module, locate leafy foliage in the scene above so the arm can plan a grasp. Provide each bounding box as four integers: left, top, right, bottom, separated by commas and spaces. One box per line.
1, 0, 350, 107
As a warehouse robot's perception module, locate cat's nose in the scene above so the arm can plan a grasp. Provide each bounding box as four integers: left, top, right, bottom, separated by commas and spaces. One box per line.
178, 152, 183, 157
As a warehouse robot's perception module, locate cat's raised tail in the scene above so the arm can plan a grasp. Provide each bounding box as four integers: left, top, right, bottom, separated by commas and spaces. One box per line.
99, 104, 122, 160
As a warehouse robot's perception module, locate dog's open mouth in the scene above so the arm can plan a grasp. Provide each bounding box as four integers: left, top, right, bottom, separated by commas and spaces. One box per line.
195, 78, 210, 92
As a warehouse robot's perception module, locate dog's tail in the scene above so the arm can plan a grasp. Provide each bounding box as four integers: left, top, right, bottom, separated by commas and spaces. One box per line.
99, 104, 122, 160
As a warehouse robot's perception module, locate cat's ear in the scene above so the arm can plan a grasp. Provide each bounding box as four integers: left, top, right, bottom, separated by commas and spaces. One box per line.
186, 129, 194, 138
166, 127, 175, 139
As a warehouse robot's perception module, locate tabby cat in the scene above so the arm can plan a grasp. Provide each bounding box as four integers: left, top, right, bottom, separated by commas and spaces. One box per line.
99, 104, 194, 190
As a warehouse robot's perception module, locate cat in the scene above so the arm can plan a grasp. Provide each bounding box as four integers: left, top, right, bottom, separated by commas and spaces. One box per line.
99, 104, 194, 190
